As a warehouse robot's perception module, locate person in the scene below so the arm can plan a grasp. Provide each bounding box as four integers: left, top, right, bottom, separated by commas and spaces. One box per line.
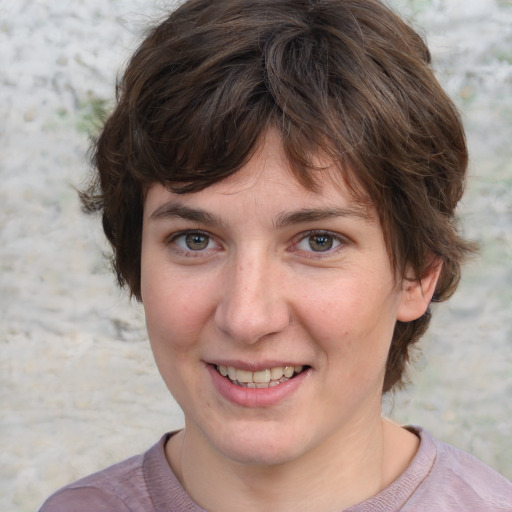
39, 0, 512, 510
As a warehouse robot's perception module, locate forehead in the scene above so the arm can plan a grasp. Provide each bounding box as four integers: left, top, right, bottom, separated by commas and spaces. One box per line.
144, 130, 375, 223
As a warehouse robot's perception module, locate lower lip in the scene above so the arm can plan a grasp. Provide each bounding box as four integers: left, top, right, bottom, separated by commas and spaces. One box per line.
207, 364, 309, 408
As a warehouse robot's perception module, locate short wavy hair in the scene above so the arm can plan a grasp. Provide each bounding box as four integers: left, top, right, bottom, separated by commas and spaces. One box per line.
83, 0, 476, 392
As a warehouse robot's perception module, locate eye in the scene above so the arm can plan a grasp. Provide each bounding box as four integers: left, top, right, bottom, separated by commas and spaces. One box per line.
294, 231, 343, 253
169, 230, 219, 253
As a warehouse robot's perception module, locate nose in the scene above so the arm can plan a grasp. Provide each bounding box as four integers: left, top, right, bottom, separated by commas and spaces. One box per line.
214, 252, 290, 344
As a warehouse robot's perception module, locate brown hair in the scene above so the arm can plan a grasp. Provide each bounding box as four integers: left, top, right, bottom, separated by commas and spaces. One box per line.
83, 0, 475, 392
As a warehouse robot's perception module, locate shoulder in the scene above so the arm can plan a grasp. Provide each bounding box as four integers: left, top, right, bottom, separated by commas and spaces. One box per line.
406, 428, 512, 511
39, 485, 132, 512
433, 437, 512, 507
38, 433, 195, 512
38, 449, 149, 512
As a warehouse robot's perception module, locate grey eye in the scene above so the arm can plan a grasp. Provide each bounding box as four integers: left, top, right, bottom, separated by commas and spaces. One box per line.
308, 234, 334, 252
184, 233, 210, 250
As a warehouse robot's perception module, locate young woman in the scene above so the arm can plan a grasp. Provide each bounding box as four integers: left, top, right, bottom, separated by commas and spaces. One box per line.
40, 0, 511, 510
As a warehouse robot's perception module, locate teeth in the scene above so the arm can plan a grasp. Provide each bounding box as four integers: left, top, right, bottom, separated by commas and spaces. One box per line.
236, 369, 253, 383
283, 366, 294, 378
216, 364, 306, 388
270, 367, 284, 380
253, 369, 270, 383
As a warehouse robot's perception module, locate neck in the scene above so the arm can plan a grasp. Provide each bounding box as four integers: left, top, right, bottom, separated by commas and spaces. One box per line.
166, 415, 418, 512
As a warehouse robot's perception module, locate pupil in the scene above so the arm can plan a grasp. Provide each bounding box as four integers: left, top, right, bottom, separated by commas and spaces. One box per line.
309, 235, 333, 252
185, 233, 209, 250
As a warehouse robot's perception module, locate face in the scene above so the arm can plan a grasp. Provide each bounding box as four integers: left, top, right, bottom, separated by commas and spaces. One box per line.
140, 131, 416, 467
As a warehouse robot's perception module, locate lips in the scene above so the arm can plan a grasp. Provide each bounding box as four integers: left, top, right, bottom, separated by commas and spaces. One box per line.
215, 365, 306, 388
208, 362, 310, 407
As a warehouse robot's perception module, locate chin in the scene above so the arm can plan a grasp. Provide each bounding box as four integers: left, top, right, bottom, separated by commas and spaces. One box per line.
218, 441, 304, 467
208, 421, 313, 467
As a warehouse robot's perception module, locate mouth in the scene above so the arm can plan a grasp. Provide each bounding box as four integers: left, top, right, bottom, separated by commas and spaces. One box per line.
214, 364, 308, 389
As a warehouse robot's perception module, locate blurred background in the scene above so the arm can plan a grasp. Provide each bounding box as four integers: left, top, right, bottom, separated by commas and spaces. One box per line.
1, 1, 511, 510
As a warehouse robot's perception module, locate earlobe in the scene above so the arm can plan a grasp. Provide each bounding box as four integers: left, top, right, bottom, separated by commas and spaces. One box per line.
397, 260, 442, 322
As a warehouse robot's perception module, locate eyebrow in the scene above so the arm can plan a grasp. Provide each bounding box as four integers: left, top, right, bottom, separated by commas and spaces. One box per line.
149, 202, 370, 228
274, 206, 371, 228
149, 202, 225, 228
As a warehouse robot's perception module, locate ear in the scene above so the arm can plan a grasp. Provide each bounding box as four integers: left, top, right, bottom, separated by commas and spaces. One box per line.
397, 259, 442, 322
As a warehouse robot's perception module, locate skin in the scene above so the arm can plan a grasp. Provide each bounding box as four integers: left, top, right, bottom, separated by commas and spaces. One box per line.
140, 130, 439, 511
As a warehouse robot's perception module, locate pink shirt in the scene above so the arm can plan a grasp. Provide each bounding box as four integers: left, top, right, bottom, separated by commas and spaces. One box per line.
39, 427, 512, 511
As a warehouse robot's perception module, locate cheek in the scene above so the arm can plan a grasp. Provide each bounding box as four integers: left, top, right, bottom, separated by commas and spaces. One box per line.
298, 277, 386, 330
298, 277, 398, 358
141, 265, 219, 354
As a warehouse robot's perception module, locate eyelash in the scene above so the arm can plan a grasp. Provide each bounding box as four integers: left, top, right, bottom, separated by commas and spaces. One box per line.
290, 230, 347, 258
166, 230, 220, 256
165, 229, 348, 258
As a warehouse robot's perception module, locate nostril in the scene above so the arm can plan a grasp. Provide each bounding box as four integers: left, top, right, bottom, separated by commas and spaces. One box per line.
214, 305, 290, 344
213, 265, 290, 344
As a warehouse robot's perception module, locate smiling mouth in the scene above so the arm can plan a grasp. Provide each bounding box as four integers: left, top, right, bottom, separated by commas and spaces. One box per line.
215, 365, 308, 388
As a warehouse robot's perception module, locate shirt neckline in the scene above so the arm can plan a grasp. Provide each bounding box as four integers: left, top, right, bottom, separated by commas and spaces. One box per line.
143, 426, 437, 511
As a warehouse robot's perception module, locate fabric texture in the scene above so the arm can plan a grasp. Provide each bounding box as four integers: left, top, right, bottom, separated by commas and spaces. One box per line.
39, 427, 512, 512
